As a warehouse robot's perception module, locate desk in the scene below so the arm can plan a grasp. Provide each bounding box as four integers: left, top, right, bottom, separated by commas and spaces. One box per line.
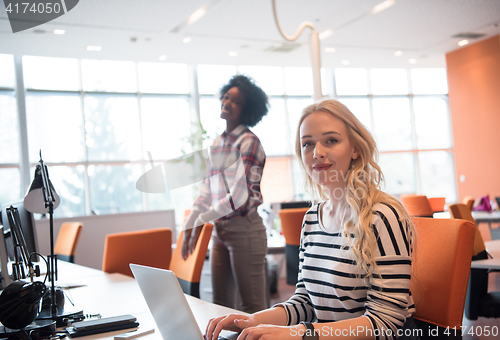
472, 211, 500, 229
46, 261, 240, 339
471, 258, 500, 270
433, 211, 500, 229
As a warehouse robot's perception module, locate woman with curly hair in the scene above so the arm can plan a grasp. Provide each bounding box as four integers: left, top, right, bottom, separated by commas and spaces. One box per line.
205, 99, 417, 340
183, 75, 270, 313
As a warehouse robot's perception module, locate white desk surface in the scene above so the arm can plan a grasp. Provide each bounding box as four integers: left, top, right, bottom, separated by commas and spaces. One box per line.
45, 261, 240, 339
471, 258, 500, 270
433, 211, 500, 225
472, 211, 500, 223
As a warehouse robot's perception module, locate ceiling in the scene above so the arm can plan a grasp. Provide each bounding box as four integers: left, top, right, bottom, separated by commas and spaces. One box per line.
1, 0, 500, 69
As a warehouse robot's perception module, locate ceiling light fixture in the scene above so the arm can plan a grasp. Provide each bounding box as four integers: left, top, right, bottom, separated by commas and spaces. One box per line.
457, 39, 469, 46
86, 45, 102, 51
187, 7, 207, 25
53, 29, 65, 35
409, 59, 417, 64
319, 29, 333, 40
183, 37, 192, 44
159, 55, 167, 61
341, 60, 350, 65
394, 50, 403, 56
372, 0, 396, 14
324, 47, 336, 53
228, 51, 238, 57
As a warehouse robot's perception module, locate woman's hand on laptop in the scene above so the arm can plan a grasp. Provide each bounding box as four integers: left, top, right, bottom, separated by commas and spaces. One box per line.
205, 313, 257, 340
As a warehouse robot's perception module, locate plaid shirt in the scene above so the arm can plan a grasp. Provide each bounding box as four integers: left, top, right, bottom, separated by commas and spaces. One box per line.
192, 125, 266, 221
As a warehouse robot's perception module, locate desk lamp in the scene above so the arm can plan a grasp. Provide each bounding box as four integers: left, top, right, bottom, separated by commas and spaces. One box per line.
23, 151, 60, 320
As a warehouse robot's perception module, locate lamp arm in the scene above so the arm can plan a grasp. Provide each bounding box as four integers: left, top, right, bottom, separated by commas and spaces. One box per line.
271, 0, 323, 101
271, 0, 316, 41
38, 158, 55, 206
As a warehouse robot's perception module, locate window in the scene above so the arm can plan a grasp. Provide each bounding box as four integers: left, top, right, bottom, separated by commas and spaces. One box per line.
138, 62, 189, 94
0, 92, 19, 164
0, 54, 15, 88
2, 54, 456, 222
23, 56, 79, 91
335, 68, 368, 95
141, 97, 191, 160
197, 65, 237, 95
0, 55, 20, 205
84, 95, 142, 162
252, 99, 288, 156
372, 98, 413, 151
370, 68, 408, 95
81, 60, 137, 92
26, 93, 84, 162
411, 68, 448, 94
336, 68, 455, 201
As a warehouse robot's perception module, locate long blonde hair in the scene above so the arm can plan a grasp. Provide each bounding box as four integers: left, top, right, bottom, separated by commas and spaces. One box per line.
295, 99, 414, 277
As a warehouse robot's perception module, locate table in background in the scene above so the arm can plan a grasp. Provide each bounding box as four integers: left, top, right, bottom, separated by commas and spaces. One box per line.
471, 258, 500, 270
472, 211, 500, 230
433, 210, 500, 229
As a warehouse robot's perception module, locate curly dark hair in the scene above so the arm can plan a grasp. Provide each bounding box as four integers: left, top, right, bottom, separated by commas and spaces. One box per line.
219, 75, 269, 127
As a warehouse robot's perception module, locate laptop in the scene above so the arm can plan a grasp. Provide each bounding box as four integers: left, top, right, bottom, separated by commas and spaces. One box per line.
130, 264, 238, 340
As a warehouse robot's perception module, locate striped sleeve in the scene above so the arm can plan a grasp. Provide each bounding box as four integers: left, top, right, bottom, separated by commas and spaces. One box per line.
274, 207, 317, 325
364, 203, 414, 340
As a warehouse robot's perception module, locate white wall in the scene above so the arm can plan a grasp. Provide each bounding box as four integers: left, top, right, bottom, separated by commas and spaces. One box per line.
35, 210, 176, 270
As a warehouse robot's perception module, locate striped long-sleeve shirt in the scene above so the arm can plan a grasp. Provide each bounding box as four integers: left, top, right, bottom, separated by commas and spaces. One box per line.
276, 202, 415, 340
192, 124, 265, 221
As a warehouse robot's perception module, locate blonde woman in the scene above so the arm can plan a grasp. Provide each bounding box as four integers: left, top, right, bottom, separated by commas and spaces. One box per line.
205, 99, 417, 340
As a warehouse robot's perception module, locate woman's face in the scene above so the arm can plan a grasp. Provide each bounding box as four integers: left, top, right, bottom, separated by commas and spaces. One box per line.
300, 111, 359, 190
220, 86, 244, 125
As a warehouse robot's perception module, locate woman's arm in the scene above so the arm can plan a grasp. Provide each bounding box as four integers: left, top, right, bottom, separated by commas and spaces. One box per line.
207, 313, 374, 340
205, 306, 288, 340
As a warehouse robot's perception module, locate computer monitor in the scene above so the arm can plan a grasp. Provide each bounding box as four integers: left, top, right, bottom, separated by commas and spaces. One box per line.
0, 200, 39, 266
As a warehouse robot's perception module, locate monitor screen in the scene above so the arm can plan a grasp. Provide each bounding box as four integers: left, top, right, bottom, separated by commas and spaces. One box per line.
0, 200, 39, 264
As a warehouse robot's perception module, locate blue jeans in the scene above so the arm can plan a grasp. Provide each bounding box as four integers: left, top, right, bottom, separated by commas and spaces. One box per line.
211, 210, 268, 313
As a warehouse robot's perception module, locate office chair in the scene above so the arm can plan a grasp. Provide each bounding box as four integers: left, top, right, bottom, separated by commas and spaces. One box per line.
102, 228, 172, 277
54, 222, 83, 263
170, 223, 213, 298
410, 217, 475, 337
463, 196, 475, 212
278, 207, 309, 285
448, 203, 500, 320
400, 194, 434, 217
427, 197, 446, 213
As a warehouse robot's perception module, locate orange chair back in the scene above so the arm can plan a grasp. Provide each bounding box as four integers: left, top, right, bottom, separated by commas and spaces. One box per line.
401, 195, 434, 217
102, 228, 172, 277
170, 223, 213, 284
428, 197, 446, 213
448, 203, 486, 256
279, 207, 309, 246
463, 196, 475, 212
410, 217, 475, 329
54, 222, 83, 259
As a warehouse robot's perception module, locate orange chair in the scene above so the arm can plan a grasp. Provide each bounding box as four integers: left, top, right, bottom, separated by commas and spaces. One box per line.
170, 223, 213, 298
448, 203, 487, 257
400, 195, 434, 217
410, 217, 475, 334
102, 228, 172, 277
463, 196, 475, 212
428, 197, 446, 213
54, 222, 83, 263
448, 203, 500, 320
279, 207, 309, 285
